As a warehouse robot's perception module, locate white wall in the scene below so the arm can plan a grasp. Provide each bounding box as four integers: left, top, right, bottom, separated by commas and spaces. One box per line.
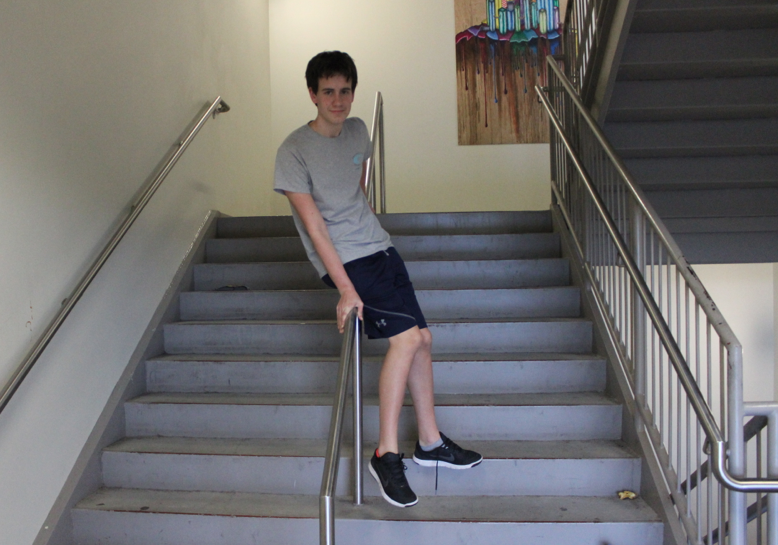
267, 0, 551, 216
0, 1, 271, 543
694, 263, 776, 403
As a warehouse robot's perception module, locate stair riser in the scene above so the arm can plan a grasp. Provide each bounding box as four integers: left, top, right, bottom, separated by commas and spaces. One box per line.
179, 287, 581, 321
193, 259, 571, 291
146, 359, 606, 395
205, 233, 561, 263
72, 511, 663, 545
125, 404, 622, 441
217, 211, 553, 238
102, 452, 640, 497
631, 7, 778, 33
621, 29, 778, 64
607, 77, 778, 122
622, 155, 778, 191
163, 321, 594, 356
605, 118, 778, 159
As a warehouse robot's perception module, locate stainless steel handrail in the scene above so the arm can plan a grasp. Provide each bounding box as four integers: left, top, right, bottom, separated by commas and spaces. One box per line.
538, 59, 778, 494
0, 96, 230, 415
320, 309, 363, 545
364, 92, 386, 214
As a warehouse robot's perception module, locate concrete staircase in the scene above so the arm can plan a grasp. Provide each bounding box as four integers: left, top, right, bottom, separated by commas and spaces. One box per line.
603, 0, 778, 263
71, 211, 664, 544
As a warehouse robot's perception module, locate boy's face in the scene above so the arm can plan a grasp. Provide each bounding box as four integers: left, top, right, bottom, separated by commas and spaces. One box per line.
309, 75, 354, 131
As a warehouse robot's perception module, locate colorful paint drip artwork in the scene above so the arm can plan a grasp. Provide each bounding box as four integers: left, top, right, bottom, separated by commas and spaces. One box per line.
455, 0, 564, 145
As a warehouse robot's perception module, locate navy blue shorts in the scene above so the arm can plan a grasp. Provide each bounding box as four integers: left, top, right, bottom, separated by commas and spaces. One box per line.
323, 247, 428, 339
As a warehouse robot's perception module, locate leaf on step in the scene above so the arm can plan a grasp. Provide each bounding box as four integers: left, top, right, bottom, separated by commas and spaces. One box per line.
617, 490, 637, 500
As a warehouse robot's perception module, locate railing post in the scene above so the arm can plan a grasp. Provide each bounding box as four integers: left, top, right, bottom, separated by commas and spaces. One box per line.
769, 412, 778, 545
729, 344, 747, 545
352, 313, 364, 505
630, 200, 646, 429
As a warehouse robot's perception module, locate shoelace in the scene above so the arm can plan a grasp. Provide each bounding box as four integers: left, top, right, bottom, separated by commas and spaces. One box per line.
387, 454, 410, 487
432, 437, 463, 492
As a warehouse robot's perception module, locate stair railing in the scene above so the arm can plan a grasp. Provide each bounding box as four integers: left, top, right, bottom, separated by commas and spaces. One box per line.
562, 0, 618, 101
0, 97, 230, 416
320, 309, 363, 545
364, 92, 386, 214
537, 57, 778, 545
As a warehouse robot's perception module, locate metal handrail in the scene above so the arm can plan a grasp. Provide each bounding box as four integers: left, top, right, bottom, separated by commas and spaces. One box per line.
545, 58, 739, 351
364, 92, 386, 214
320, 309, 363, 545
537, 59, 778, 494
0, 96, 230, 415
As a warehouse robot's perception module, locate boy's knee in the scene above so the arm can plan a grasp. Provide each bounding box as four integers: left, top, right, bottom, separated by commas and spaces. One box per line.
389, 326, 424, 352
419, 328, 432, 350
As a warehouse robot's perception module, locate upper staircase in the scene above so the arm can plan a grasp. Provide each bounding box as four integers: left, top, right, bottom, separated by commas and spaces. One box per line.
70, 211, 664, 544
602, 0, 778, 263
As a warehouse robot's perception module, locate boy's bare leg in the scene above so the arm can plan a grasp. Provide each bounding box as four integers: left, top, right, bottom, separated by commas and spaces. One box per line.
377, 327, 440, 456
405, 328, 441, 446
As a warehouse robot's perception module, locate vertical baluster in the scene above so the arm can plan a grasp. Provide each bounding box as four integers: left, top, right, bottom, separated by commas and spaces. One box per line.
658, 246, 665, 446
694, 300, 703, 535
757, 429, 763, 545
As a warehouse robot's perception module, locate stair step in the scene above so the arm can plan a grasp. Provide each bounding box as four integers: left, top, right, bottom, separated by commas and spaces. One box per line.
179, 286, 581, 321
146, 353, 606, 394
605, 118, 778, 158
162, 319, 594, 356
618, 29, 778, 80
205, 233, 561, 263
607, 77, 778, 122
124, 392, 622, 441
102, 437, 640, 497
638, 0, 775, 7
624, 155, 778, 190
193, 258, 571, 291
631, 5, 778, 33
643, 187, 778, 219
217, 211, 553, 238
73, 489, 663, 545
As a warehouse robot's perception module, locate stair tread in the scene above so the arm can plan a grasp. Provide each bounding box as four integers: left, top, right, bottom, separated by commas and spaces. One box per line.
76, 488, 660, 523
148, 352, 605, 363
106, 437, 637, 459
127, 391, 617, 407
168, 317, 591, 326
218, 211, 554, 238
188, 286, 579, 294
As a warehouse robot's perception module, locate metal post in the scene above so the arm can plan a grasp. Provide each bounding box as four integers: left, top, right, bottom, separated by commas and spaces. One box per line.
729, 344, 747, 545
320, 495, 335, 545
630, 200, 646, 430
352, 313, 364, 505
769, 412, 778, 545
378, 98, 386, 214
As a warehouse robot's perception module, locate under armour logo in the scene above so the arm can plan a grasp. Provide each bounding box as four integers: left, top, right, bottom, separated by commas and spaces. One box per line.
376, 319, 387, 328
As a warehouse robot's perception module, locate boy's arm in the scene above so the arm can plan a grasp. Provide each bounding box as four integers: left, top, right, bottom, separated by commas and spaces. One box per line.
285, 191, 363, 333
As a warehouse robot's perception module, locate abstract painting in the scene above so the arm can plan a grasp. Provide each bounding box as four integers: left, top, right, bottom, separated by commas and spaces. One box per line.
455, 0, 564, 145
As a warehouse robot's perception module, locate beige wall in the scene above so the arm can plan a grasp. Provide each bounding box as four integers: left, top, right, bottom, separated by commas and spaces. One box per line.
0, 1, 271, 542
694, 263, 776, 403
267, 0, 552, 216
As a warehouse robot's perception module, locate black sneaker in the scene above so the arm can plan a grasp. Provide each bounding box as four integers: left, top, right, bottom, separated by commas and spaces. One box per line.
413, 433, 483, 469
369, 450, 418, 508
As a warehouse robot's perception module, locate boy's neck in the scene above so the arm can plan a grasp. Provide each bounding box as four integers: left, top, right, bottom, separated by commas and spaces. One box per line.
309, 116, 344, 138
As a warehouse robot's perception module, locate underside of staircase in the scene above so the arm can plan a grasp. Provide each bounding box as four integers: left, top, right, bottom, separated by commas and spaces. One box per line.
68, 211, 666, 544
603, 0, 778, 264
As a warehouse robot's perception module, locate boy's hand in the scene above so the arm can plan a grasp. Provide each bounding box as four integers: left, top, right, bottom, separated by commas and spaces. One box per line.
337, 287, 363, 333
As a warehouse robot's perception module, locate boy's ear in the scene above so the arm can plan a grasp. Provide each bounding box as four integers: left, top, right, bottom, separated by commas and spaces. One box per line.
308, 87, 317, 105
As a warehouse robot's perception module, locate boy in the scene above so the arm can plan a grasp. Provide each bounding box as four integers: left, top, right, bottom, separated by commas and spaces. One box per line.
273, 51, 481, 508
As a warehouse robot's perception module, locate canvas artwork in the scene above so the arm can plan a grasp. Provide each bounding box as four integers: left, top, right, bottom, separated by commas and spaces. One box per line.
455, 0, 564, 145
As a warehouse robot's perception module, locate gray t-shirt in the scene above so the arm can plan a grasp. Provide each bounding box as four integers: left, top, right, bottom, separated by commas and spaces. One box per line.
273, 117, 392, 277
